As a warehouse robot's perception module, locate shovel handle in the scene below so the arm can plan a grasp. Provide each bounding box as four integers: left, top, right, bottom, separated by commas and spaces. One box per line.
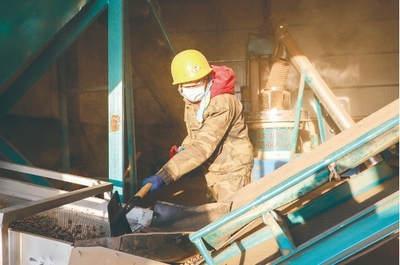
136, 182, 152, 198
117, 183, 153, 220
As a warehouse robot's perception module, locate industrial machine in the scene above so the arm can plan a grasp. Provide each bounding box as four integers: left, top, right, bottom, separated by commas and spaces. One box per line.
244, 34, 314, 181
0, 160, 161, 265
189, 20, 399, 264
0, 1, 398, 264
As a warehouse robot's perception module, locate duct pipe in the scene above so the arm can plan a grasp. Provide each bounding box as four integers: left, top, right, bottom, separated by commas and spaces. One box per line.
259, 55, 270, 92
249, 53, 259, 112
276, 24, 354, 131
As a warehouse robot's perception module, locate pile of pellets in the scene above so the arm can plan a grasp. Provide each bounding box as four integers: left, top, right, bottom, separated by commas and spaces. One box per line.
9, 211, 106, 242
9, 207, 106, 242
0, 195, 107, 242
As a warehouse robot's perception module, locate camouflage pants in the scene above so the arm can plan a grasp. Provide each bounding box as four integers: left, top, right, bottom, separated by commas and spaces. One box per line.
205, 163, 253, 203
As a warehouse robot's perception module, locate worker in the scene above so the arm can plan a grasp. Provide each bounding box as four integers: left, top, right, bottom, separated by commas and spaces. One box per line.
142, 49, 254, 203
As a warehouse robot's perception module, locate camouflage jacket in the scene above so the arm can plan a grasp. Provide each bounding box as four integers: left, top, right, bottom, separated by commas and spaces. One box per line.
157, 66, 254, 185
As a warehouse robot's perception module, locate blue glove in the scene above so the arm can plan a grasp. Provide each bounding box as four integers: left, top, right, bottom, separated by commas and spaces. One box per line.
142, 174, 165, 193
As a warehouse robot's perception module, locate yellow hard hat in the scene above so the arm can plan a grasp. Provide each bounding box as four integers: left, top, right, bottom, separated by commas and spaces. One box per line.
171, 50, 212, 85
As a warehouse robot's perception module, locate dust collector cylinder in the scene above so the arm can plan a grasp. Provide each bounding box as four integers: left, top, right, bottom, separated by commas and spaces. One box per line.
248, 122, 293, 181
247, 110, 308, 181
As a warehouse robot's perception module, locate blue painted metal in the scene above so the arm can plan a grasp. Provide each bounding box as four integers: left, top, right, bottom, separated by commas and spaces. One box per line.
190, 115, 398, 261
206, 167, 398, 264
290, 71, 306, 159
0, 135, 53, 187
263, 212, 295, 255
273, 192, 399, 264
314, 95, 326, 143
212, 226, 276, 264
108, 0, 125, 201
278, 25, 355, 131
286, 161, 396, 227
0, 0, 92, 84
0, 0, 108, 116
252, 158, 289, 181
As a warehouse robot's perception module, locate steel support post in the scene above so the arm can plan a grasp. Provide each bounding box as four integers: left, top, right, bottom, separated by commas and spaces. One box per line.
108, 0, 125, 200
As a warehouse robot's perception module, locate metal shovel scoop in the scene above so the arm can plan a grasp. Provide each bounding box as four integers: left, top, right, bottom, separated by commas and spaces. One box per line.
107, 183, 152, 237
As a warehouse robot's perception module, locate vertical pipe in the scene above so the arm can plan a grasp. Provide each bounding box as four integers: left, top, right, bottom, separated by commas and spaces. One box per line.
108, 0, 125, 201
249, 53, 259, 112
290, 71, 306, 159
277, 24, 382, 171
276, 25, 354, 131
314, 95, 326, 143
259, 55, 270, 92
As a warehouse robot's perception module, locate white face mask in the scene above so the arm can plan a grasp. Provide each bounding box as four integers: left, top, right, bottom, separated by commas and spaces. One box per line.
180, 85, 206, 102
179, 78, 207, 102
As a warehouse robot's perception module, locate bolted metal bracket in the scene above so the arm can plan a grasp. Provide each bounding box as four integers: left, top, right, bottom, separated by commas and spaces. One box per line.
263, 210, 295, 256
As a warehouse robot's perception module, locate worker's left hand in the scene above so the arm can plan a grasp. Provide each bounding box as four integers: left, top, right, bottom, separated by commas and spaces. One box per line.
142, 174, 165, 193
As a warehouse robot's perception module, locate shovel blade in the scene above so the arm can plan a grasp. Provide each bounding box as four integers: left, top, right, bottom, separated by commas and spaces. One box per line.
107, 191, 132, 237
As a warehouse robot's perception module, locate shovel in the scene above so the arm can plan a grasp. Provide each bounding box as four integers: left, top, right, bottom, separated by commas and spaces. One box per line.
80, 200, 231, 263
107, 183, 152, 237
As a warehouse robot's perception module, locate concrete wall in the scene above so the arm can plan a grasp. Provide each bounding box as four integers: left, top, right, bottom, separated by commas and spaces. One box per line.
0, 0, 398, 180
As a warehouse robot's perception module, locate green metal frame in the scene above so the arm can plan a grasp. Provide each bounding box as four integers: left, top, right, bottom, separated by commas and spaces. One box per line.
275, 192, 399, 264
0, 135, 53, 187
290, 70, 306, 159
0, 0, 107, 187
108, 0, 125, 200
190, 106, 399, 264
0, 0, 107, 116
0, 0, 177, 200
208, 162, 398, 264
0, 0, 142, 199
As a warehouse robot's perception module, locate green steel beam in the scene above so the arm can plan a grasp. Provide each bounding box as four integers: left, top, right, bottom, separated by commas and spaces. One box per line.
0, 0, 108, 116
207, 168, 398, 265
0, 0, 92, 84
190, 108, 398, 263
0, 135, 53, 187
290, 70, 306, 159
286, 161, 397, 227
273, 192, 399, 264
108, 0, 125, 200
211, 226, 276, 264
314, 95, 326, 143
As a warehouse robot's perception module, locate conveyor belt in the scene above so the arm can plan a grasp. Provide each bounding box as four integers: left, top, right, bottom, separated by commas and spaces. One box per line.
290, 175, 399, 246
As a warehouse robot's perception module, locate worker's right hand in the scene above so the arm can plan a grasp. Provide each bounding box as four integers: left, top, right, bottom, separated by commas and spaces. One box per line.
169, 145, 186, 158
142, 174, 165, 193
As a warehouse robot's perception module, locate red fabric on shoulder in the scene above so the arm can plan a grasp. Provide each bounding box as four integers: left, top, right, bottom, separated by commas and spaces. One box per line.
210, 65, 235, 99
